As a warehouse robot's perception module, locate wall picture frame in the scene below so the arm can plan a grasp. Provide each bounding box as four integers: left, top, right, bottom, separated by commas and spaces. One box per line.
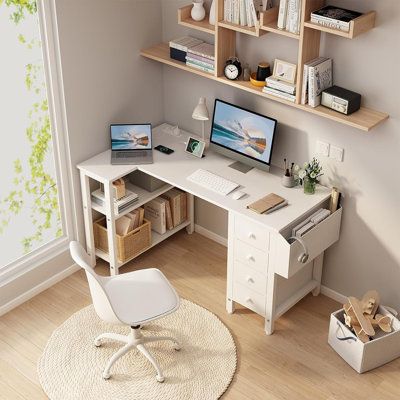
273, 59, 297, 84
185, 136, 206, 158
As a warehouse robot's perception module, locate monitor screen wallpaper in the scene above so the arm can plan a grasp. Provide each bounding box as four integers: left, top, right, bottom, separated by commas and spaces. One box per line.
210, 101, 276, 165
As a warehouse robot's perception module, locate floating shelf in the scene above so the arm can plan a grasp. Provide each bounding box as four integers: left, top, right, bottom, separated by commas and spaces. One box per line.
218, 20, 265, 37
140, 43, 388, 131
304, 11, 376, 39
178, 5, 216, 35
260, 8, 300, 40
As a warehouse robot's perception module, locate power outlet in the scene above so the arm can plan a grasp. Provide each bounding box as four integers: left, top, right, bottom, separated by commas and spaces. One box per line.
330, 145, 344, 162
316, 141, 330, 157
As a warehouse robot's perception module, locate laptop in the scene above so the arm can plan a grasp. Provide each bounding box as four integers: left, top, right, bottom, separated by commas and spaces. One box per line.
110, 123, 153, 165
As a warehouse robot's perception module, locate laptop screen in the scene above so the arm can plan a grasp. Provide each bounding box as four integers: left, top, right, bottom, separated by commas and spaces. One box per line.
111, 124, 152, 150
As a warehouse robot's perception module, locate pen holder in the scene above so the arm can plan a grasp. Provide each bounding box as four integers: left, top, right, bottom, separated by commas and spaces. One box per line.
281, 175, 295, 188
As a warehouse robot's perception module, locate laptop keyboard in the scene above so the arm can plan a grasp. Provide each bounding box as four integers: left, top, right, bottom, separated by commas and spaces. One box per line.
116, 151, 147, 158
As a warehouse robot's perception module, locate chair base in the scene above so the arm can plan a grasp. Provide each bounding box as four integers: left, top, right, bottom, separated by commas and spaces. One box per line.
94, 326, 180, 382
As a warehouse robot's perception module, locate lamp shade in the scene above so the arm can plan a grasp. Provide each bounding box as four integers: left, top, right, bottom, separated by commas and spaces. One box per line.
192, 97, 209, 121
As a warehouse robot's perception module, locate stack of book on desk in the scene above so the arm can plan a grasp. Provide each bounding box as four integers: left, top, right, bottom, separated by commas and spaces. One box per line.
91, 188, 138, 215
310, 5, 362, 32
263, 76, 296, 102
169, 36, 204, 63
186, 43, 215, 74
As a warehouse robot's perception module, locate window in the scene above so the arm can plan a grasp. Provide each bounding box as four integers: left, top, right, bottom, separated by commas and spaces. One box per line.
0, 0, 74, 277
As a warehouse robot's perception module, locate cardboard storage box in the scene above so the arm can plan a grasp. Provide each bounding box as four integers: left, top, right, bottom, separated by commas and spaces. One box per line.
128, 170, 166, 192
328, 306, 400, 373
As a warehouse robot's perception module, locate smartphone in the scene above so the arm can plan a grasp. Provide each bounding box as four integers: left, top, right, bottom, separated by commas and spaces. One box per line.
154, 145, 174, 155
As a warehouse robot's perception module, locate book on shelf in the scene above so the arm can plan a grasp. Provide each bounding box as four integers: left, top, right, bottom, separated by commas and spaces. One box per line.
91, 188, 138, 215
249, 0, 259, 27
144, 198, 166, 235
162, 188, 187, 227
239, 0, 247, 26
165, 200, 173, 230
300, 56, 327, 105
115, 215, 133, 236
277, 0, 301, 33
186, 53, 215, 66
169, 36, 203, 52
245, 0, 254, 27
233, 0, 240, 24
186, 62, 214, 74
263, 86, 296, 102
266, 76, 296, 94
186, 56, 214, 70
308, 58, 332, 107
310, 5, 362, 32
127, 207, 145, 230
187, 43, 215, 60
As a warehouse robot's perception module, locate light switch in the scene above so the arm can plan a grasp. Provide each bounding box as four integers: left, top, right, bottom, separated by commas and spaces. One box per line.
316, 141, 330, 157
330, 145, 344, 162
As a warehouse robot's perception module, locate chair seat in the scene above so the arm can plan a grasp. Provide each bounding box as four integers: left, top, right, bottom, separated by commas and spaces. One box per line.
101, 268, 179, 326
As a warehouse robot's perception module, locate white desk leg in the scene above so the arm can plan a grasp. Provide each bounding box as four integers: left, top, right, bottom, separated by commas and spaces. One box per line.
226, 212, 235, 314
80, 171, 96, 267
265, 269, 277, 335
186, 193, 195, 234
104, 181, 119, 276
312, 252, 324, 296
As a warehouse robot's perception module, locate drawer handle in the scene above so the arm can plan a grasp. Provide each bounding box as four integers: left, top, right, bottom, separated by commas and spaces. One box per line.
248, 232, 256, 239
246, 276, 254, 284
245, 297, 253, 303
246, 254, 255, 262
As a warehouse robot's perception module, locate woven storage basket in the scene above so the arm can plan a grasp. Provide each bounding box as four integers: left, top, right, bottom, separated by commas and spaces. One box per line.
94, 217, 151, 262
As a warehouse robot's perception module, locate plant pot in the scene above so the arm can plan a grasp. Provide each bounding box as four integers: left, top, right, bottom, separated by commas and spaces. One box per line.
281, 175, 295, 188
303, 177, 316, 194
191, 0, 206, 21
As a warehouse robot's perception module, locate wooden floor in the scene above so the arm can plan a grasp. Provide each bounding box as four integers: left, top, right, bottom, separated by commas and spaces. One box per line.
0, 232, 399, 400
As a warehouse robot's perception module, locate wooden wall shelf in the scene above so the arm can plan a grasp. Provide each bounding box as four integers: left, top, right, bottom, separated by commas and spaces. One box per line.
140, 43, 388, 131
141, 1, 388, 132
178, 5, 216, 35
260, 7, 300, 39
304, 11, 376, 39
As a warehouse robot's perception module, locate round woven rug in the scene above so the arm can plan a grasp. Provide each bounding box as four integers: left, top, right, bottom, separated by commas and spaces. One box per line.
38, 299, 237, 400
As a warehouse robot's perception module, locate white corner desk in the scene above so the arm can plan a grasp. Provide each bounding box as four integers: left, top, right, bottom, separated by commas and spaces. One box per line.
77, 123, 342, 335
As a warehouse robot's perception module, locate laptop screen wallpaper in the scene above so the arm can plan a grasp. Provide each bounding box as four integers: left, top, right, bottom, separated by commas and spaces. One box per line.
111, 124, 152, 150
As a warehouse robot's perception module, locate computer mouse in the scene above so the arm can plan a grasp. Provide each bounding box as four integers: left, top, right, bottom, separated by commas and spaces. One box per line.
232, 191, 246, 200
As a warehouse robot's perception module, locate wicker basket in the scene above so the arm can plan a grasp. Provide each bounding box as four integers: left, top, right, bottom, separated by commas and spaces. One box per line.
94, 217, 151, 263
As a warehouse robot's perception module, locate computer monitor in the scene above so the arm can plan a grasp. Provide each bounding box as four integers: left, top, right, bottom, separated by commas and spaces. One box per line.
209, 99, 277, 172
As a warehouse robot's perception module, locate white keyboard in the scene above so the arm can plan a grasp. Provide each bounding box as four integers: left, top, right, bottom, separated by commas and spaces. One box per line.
187, 169, 239, 196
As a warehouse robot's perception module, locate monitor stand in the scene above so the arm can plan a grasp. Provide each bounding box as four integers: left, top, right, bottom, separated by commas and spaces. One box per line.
229, 161, 253, 174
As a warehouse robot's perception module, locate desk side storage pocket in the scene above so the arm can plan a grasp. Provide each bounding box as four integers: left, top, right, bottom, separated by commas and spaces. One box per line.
328, 306, 400, 373
271, 207, 342, 278
94, 217, 151, 263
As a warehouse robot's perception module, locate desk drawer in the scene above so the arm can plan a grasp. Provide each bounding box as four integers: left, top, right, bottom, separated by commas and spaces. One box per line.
234, 215, 269, 251
234, 260, 267, 294
234, 239, 268, 274
271, 207, 343, 278
233, 282, 265, 316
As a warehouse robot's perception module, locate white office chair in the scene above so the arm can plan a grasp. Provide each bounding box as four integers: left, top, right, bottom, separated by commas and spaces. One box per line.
69, 241, 181, 382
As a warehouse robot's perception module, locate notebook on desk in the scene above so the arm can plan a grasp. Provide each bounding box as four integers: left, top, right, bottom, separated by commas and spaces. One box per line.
247, 193, 286, 214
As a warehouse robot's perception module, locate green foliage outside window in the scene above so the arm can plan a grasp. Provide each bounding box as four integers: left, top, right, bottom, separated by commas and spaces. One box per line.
0, 0, 62, 254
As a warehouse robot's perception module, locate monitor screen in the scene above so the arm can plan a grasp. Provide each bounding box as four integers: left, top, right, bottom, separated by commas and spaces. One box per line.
210, 100, 277, 167
111, 124, 152, 150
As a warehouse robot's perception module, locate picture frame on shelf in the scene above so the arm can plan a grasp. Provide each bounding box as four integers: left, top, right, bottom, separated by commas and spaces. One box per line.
273, 59, 297, 84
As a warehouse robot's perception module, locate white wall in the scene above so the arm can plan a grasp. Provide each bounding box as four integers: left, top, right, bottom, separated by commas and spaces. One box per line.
161, 0, 400, 308
56, 0, 165, 243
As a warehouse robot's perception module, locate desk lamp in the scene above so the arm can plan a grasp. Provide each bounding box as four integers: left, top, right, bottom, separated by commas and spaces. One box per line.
192, 97, 209, 142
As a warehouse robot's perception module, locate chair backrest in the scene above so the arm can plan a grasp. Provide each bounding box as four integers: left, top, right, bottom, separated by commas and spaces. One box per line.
69, 241, 120, 324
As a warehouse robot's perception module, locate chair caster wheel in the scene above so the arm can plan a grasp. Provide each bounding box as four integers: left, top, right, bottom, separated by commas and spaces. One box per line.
102, 372, 111, 380
156, 375, 165, 383
94, 340, 101, 347
174, 344, 181, 351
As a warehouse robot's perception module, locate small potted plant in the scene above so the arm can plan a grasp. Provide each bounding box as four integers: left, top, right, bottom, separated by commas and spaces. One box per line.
295, 158, 323, 195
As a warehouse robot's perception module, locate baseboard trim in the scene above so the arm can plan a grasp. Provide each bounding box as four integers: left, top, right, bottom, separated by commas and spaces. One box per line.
321, 285, 347, 304
194, 224, 228, 247
0, 263, 80, 317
